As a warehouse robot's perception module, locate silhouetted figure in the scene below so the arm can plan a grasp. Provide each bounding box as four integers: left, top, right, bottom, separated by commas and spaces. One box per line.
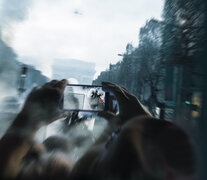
0, 80, 196, 180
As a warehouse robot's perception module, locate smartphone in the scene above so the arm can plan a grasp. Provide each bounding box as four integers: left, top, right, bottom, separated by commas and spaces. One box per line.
63, 84, 110, 112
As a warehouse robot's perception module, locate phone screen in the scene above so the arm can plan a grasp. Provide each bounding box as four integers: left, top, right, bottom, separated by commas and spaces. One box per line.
63, 85, 107, 111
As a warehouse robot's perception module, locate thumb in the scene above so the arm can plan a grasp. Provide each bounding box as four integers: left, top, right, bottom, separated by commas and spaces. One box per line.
98, 111, 116, 121
98, 111, 120, 128
51, 110, 69, 122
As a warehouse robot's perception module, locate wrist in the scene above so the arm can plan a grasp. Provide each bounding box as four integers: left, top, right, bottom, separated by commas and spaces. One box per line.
11, 111, 42, 132
5, 127, 37, 141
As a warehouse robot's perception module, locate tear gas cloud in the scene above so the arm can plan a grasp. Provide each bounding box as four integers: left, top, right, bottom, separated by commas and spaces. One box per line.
0, 0, 33, 43
44, 115, 107, 161
0, 0, 34, 137
0, 0, 33, 100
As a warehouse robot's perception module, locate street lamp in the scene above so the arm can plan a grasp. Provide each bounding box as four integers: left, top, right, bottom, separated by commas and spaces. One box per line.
18, 66, 28, 97
118, 53, 139, 59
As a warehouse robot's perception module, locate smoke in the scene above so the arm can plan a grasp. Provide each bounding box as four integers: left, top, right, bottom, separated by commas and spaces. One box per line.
0, 39, 19, 100
0, 0, 33, 100
0, 0, 33, 52
0, 0, 34, 142
44, 115, 107, 161
0, 0, 33, 43
0, 0, 31, 23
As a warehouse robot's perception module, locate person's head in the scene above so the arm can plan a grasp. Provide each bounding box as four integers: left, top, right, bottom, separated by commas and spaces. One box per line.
93, 116, 196, 179
22, 153, 72, 180
22, 136, 72, 180
43, 135, 70, 153
130, 116, 196, 179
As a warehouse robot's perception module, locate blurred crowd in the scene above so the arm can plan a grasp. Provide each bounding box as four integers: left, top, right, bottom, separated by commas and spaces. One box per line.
0, 80, 196, 180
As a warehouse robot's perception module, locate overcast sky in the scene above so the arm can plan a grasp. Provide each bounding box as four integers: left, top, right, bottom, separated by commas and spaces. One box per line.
4, 0, 164, 78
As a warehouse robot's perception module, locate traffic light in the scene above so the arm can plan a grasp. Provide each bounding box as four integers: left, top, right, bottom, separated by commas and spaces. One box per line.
183, 91, 192, 102
18, 66, 28, 96
183, 91, 200, 118
21, 66, 28, 78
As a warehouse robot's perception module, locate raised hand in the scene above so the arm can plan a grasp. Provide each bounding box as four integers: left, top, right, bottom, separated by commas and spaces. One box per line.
20, 79, 69, 127
99, 82, 151, 126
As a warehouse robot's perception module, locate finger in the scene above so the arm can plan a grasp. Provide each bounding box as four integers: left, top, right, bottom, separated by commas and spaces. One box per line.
31, 86, 41, 92
61, 79, 69, 85
102, 82, 130, 113
54, 79, 69, 92
98, 111, 116, 121
42, 82, 50, 88
102, 82, 122, 94
102, 82, 131, 100
103, 82, 137, 101
57, 110, 70, 119
50, 80, 59, 86
102, 82, 128, 97
98, 111, 120, 129
140, 103, 152, 117
51, 110, 69, 122
42, 80, 60, 88
121, 86, 130, 94
121, 86, 138, 100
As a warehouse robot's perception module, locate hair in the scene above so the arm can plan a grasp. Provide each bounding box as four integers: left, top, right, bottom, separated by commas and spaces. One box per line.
21, 136, 72, 180
90, 115, 196, 179
22, 153, 72, 180
43, 135, 70, 153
